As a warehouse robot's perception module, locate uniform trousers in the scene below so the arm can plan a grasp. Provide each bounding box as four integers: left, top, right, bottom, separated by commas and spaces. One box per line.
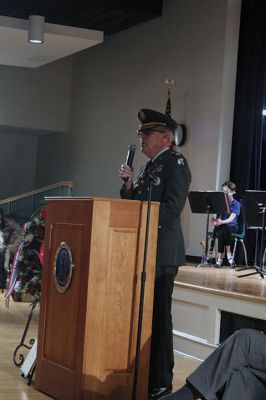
164, 328, 266, 400
149, 265, 178, 390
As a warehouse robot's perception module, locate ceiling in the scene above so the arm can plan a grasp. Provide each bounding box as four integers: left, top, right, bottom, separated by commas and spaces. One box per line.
0, 0, 163, 68
0, 0, 163, 35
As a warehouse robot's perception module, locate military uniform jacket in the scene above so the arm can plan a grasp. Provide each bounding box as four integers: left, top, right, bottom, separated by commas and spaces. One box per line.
120, 148, 191, 267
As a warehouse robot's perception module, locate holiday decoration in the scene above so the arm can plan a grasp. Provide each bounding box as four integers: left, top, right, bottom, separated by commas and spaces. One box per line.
5, 209, 45, 306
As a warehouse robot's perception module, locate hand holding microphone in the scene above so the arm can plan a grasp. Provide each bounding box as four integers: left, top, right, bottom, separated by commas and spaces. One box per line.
119, 164, 133, 183
119, 144, 136, 189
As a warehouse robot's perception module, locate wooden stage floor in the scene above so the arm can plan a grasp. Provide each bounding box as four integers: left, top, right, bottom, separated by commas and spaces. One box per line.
0, 293, 199, 399
176, 265, 266, 303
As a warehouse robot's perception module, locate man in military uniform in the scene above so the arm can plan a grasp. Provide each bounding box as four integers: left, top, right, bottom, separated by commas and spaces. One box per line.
119, 109, 191, 399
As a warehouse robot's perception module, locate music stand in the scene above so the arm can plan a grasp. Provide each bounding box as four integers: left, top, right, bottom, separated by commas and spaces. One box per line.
188, 191, 230, 267
237, 190, 266, 279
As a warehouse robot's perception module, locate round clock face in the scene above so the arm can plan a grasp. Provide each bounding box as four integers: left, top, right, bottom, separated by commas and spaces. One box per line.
174, 124, 187, 146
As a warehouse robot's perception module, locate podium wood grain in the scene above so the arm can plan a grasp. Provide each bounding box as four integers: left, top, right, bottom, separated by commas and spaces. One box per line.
35, 197, 159, 400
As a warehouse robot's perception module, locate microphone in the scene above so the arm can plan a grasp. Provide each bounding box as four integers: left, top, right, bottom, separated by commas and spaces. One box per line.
126, 144, 136, 167
123, 144, 136, 182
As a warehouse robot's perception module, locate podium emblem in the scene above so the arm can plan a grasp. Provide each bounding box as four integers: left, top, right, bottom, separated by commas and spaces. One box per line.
54, 242, 74, 293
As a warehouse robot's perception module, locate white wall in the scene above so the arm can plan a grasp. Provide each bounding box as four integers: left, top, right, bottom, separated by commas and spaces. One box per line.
35, 132, 72, 186
0, 55, 73, 199
35, 0, 241, 257
0, 132, 37, 199
0, 57, 72, 133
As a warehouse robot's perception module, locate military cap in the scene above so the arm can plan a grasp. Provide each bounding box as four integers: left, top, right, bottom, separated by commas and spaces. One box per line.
137, 108, 177, 133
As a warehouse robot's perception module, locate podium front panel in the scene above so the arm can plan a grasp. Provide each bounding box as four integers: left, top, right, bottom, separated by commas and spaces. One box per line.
36, 199, 93, 400
36, 197, 159, 400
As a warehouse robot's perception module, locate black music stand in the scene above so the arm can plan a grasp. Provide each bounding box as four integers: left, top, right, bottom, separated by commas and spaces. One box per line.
188, 191, 229, 267
237, 191, 266, 279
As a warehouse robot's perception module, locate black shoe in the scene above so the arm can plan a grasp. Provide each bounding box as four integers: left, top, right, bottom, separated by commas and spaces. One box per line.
148, 386, 172, 399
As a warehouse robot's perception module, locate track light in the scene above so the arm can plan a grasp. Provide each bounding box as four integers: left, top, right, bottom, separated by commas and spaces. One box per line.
28, 15, 45, 44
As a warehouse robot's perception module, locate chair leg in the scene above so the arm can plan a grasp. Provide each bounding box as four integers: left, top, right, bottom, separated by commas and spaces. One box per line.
231, 239, 237, 266
240, 239, 248, 268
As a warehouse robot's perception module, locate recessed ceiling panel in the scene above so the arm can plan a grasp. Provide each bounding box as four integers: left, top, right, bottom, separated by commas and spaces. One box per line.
0, 16, 103, 68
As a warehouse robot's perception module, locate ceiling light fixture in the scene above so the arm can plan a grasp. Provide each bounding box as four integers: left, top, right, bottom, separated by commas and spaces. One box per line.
28, 15, 45, 44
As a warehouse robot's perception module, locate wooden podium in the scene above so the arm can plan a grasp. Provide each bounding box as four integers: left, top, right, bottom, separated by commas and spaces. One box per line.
35, 197, 159, 400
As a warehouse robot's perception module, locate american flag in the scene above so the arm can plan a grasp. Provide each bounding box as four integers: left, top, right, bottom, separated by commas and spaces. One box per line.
165, 87, 171, 117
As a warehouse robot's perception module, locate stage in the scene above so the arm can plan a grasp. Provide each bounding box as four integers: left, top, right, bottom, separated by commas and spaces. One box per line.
172, 265, 266, 361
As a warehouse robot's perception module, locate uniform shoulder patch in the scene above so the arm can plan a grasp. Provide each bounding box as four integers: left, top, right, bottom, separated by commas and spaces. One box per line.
177, 157, 185, 167
171, 149, 186, 167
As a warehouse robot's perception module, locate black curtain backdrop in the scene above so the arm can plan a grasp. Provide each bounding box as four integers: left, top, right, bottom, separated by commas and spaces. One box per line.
230, 0, 266, 198
230, 0, 266, 263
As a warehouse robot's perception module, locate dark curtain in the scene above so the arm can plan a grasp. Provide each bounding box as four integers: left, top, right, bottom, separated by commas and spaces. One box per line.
230, 0, 266, 264
230, 0, 266, 198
